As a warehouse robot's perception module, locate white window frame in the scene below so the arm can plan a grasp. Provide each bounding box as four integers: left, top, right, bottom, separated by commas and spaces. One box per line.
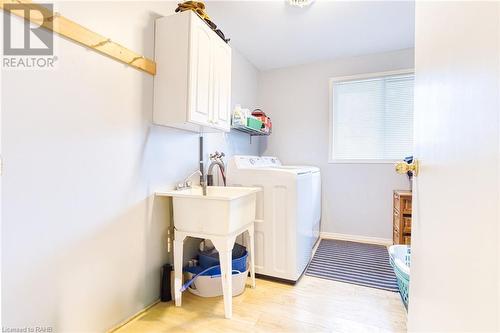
328, 69, 415, 164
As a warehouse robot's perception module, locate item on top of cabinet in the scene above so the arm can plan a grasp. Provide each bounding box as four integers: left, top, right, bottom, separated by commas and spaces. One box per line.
252, 109, 272, 134
175, 1, 230, 43
175, 1, 208, 17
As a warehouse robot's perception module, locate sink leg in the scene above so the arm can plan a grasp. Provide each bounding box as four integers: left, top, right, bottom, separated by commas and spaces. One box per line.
247, 224, 256, 288
173, 234, 185, 307
219, 248, 233, 319
212, 236, 236, 319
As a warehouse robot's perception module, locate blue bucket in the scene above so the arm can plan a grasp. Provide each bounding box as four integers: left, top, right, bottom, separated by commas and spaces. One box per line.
181, 251, 248, 292
189, 251, 248, 276
198, 243, 247, 269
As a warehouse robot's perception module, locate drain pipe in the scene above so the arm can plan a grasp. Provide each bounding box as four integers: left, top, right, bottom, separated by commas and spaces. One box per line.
199, 134, 207, 196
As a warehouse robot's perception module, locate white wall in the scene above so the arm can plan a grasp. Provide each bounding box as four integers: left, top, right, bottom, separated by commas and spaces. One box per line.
1, 2, 260, 331
258, 49, 414, 240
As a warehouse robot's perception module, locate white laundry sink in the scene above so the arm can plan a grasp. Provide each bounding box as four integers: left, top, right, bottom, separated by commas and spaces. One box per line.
156, 186, 260, 235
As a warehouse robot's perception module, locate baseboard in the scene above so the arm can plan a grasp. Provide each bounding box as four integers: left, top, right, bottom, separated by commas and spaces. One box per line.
320, 232, 392, 246
107, 299, 161, 332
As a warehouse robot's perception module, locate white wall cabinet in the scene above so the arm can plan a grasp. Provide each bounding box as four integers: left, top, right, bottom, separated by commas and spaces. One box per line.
153, 11, 232, 132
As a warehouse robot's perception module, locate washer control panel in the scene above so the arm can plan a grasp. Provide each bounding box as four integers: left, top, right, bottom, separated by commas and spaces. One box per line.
233, 156, 282, 168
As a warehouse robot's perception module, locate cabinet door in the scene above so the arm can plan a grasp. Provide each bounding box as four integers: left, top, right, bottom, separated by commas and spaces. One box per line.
211, 39, 232, 131
188, 18, 213, 126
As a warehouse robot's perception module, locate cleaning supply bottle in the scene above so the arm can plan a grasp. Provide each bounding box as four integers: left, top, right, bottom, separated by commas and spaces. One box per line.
232, 105, 245, 126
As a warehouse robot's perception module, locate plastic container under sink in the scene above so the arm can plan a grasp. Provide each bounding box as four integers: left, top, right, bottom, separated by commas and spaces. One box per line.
183, 247, 249, 298
198, 246, 247, 270
185, 269, 248, 297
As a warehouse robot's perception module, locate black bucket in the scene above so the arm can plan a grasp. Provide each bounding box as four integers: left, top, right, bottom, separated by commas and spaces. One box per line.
160, 263, 172, 302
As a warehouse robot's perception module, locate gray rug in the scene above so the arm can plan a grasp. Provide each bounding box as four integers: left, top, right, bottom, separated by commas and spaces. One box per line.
306, 239, 399, 292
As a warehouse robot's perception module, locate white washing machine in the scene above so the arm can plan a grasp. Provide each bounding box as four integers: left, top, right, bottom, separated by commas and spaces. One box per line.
226, 155, 321, 282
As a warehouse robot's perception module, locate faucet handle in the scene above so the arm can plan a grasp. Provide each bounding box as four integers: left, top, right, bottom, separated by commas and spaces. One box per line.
209, 151, 219, 160
209, 151, 225, 160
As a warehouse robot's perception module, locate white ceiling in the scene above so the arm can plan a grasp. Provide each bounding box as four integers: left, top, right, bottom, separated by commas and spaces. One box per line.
206, 1, 415, 70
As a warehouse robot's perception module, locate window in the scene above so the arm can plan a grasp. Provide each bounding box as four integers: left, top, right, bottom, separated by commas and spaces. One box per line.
330, 70, 414, 162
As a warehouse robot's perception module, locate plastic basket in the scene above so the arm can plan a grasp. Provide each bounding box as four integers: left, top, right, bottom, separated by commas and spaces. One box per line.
389, 245, 411, 269
185, 269, 248, 298
181, 247, 249, 298
182, 252, 249, 298
389, 245, 411, 309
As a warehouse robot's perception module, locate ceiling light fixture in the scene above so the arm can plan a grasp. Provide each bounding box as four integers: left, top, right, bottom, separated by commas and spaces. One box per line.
288, 0, 314, 8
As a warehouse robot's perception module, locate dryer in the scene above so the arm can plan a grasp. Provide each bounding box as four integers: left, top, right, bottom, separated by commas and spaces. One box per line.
226, 155, 321, 282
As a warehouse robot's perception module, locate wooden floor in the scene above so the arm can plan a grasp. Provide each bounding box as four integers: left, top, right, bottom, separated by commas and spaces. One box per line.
115, 275, 407, 332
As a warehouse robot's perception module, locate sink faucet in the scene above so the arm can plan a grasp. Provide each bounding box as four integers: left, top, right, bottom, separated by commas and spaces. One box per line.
207, 151, 226, 186
176, 170, 202, 190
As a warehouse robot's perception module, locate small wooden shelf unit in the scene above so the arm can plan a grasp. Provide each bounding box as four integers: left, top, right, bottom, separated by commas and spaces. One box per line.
393, 190, 412, 245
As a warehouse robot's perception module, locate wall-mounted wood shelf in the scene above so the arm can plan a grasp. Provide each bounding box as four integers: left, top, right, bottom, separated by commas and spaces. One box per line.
1, 0, 156, 75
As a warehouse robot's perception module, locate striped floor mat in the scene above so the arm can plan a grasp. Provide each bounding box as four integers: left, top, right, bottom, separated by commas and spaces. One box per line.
305, 239, 399, 292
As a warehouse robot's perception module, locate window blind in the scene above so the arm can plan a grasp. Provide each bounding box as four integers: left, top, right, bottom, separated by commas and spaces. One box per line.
332, 74, 414, 161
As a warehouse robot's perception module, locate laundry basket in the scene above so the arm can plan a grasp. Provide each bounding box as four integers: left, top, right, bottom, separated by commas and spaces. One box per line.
184, 267, 248, 297
182, 250, 249, 298
389, 245, 411, 309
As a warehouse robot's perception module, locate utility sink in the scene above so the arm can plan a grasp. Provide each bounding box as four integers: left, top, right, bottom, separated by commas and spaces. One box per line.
156, 186, 260, 235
